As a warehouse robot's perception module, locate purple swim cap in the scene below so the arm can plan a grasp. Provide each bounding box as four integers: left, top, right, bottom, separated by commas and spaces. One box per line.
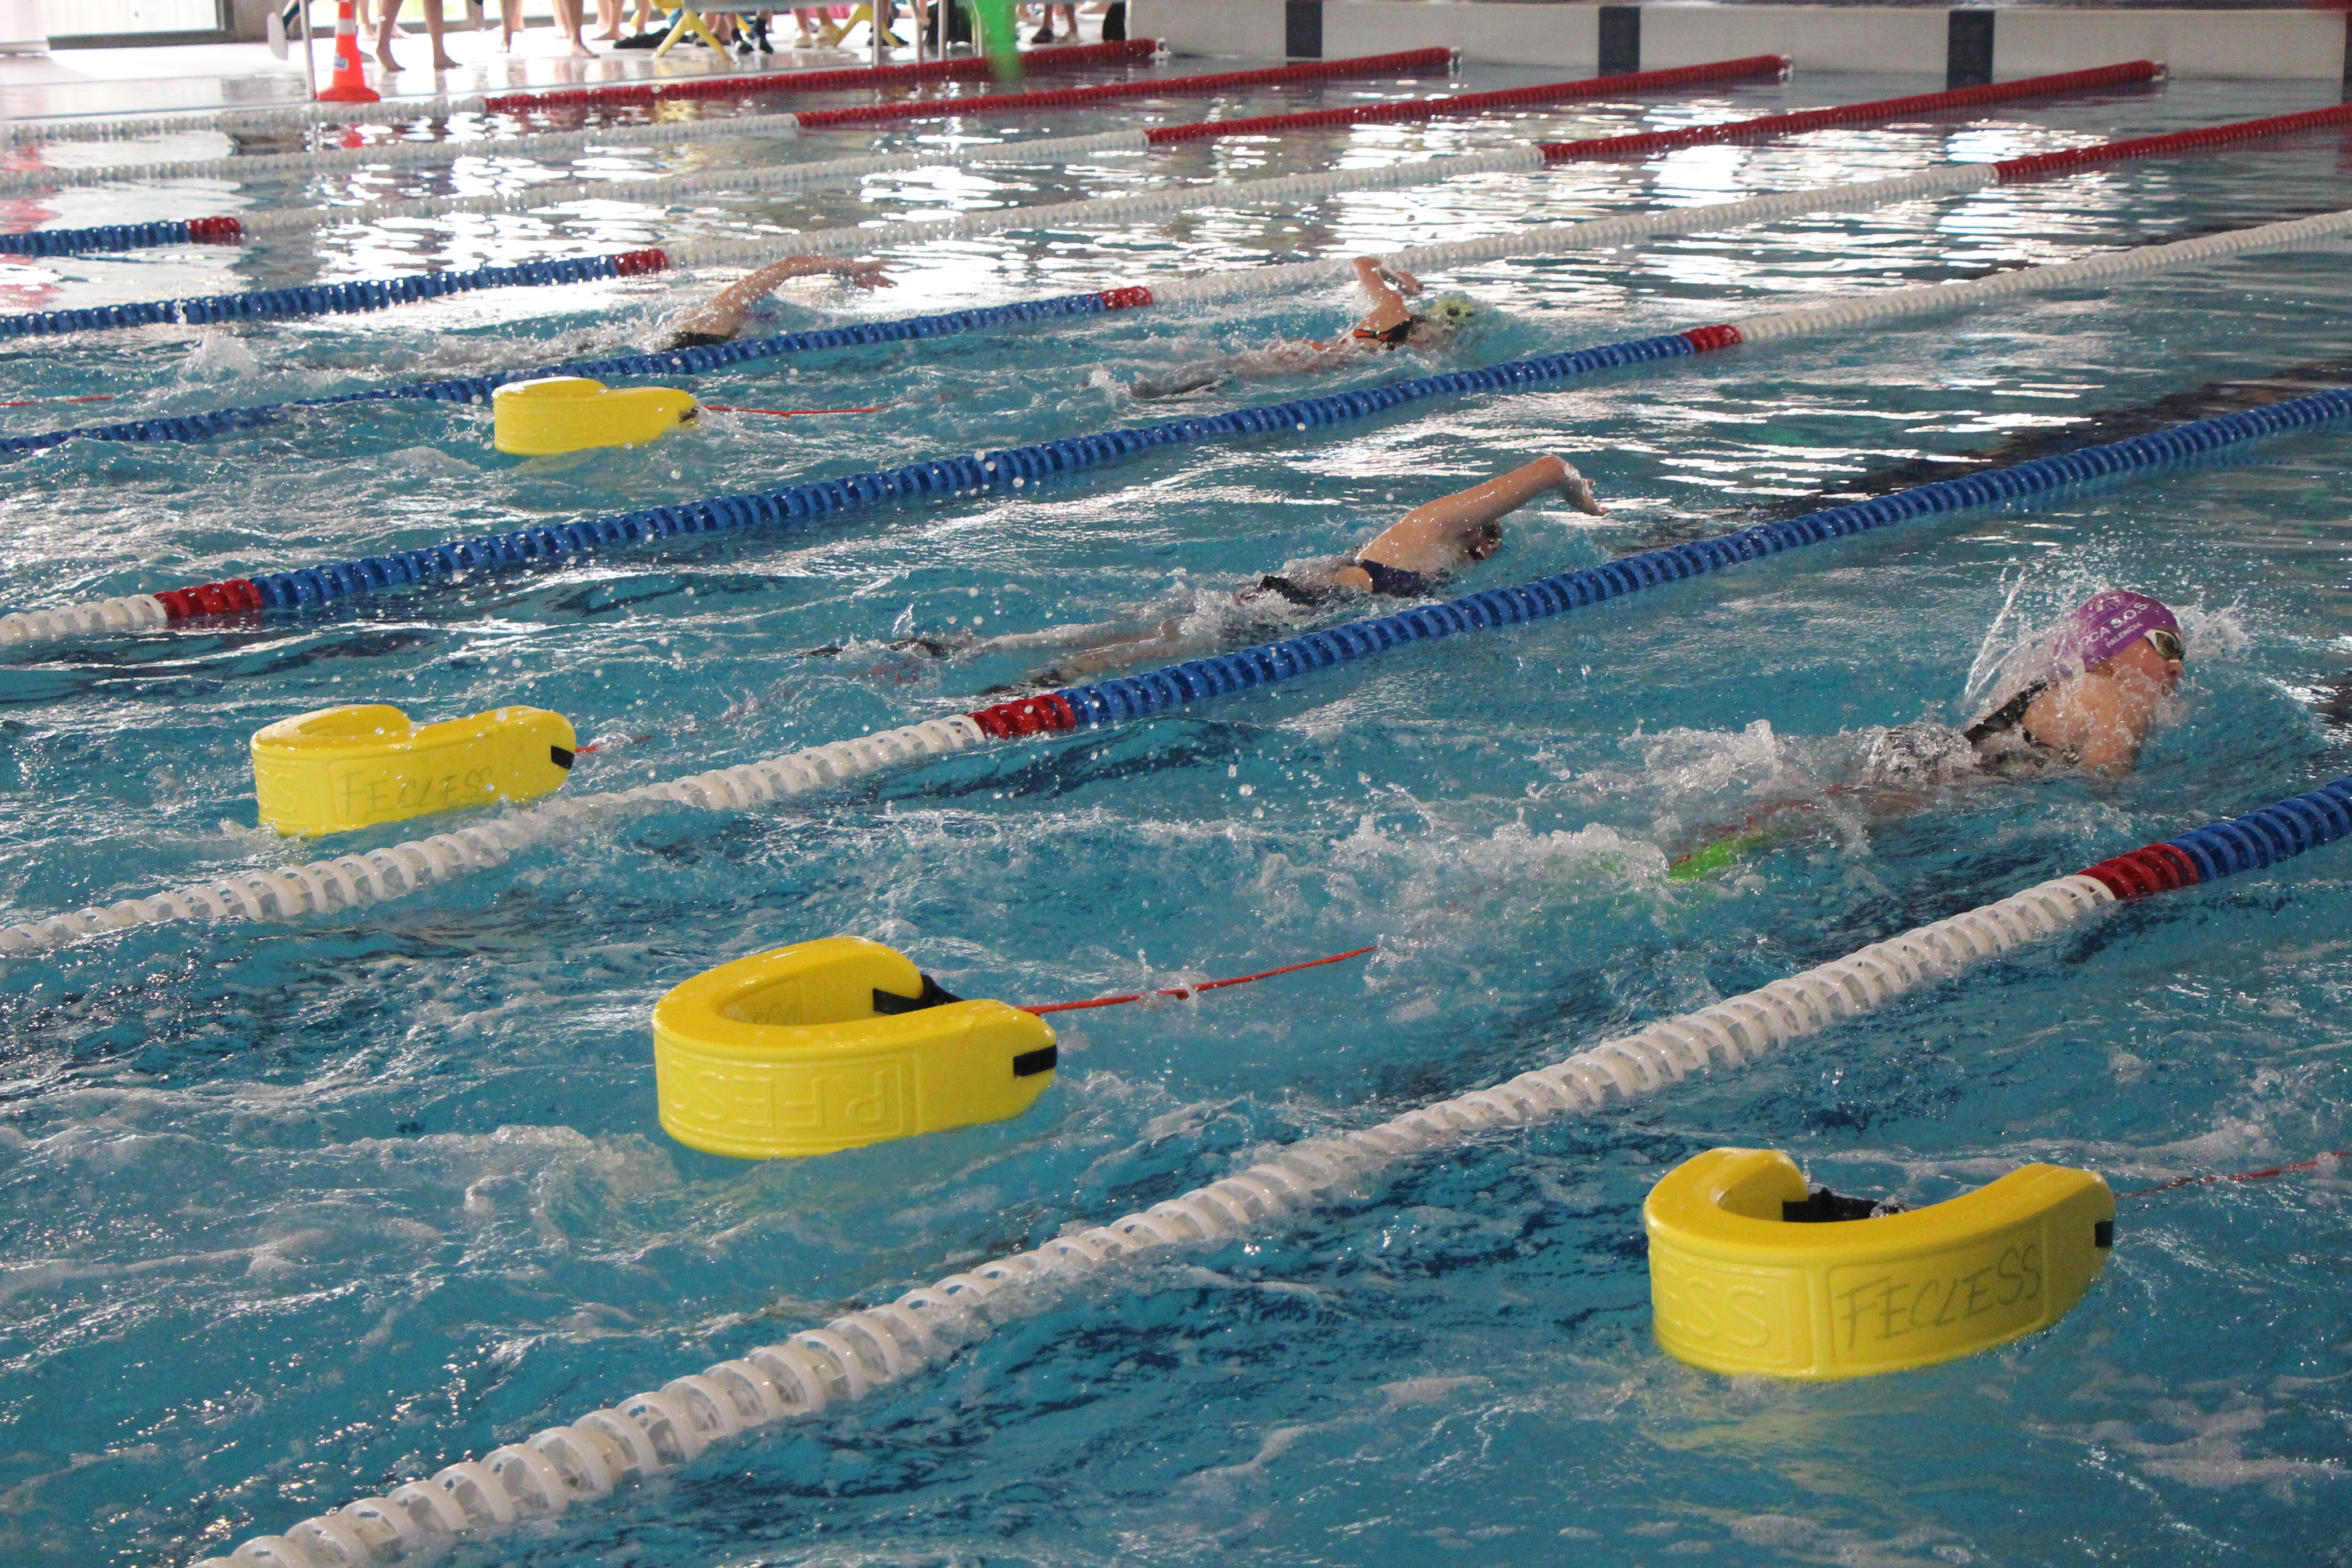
2055, 590, 2182, 672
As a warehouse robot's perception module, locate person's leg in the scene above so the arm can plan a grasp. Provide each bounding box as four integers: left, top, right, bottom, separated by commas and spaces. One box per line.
1053, 1, 1073, 40
374, 0, 402, 71
593, 0, 622, 40
425, 0, 457, 68
552, 0, 595, 54
501, 0, 519, 49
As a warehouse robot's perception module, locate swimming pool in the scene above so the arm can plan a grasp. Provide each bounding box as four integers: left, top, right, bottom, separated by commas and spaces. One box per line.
2, 59, 2349, 1567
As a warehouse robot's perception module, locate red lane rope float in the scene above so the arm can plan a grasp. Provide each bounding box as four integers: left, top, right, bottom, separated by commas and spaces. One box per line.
2121, 1150, 2352, 1200
1143, 55, 1786, 144
1019, 945, 1377, 1016
1535, 59, 2162, 163
1994, 101, 2352, 181
785, 48, 1457, 132
0, 395, 111, 406
482, 37, 1157, 115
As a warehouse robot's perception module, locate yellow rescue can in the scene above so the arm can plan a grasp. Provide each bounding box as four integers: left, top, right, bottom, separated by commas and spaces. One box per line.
491, 375, 699, 457
652, 937, 1058, 1159
252, 703, 577, 836
1645, 1147, 2113, 1379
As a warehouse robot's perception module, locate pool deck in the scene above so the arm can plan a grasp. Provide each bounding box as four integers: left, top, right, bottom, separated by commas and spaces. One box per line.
0, 17, 1110, 124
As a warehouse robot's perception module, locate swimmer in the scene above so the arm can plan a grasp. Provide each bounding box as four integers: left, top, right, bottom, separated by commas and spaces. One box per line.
1883, 589, 2187, 782
1671, 590, 2188, 876
661, 255, 896, 351
957, 455, 1605, 684
1130, 257, 1482, 400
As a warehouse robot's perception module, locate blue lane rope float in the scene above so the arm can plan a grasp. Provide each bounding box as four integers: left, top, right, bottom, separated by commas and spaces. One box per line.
6, 384, 2352, 968
13, 304, 2348, 649
0, 287, 1152, 458
969, 385, 2352, 737
8, 324, 1714, 630
0, 249, 669, 340
0, 215, 241, 256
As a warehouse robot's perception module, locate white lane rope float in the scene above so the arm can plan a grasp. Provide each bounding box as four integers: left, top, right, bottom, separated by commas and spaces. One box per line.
183, 870, 2121, 1568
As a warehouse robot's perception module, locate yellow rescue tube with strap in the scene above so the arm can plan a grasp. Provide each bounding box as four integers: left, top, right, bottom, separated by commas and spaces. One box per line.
252, 703, 576, 836
492, 375, 698, 456
651, 936, 1058, 1159
1645, 1147, 2113, 1379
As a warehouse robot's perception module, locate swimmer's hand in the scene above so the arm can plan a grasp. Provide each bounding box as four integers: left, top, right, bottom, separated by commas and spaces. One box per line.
834, 259, 896, 291
1542, 455, 1607, 516
1351, 256, 1423, 296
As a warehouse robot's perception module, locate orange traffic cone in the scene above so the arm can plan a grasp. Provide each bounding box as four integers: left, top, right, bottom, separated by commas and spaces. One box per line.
316, 0, 380, 103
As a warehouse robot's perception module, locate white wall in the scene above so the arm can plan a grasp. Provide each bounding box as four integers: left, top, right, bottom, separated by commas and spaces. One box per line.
1643, 5, 1945, 75
1327, 0, 1598, 70
1132, 1, 2351, 82
1996, 8, 2344, 82
43, 0, 219, 36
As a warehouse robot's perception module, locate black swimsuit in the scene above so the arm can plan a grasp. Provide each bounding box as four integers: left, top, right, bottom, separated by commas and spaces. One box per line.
1961, 680, 2078, 772
665, 330, 732, 351
1351, 318, 1414, 348
1253, 557, 1437, 608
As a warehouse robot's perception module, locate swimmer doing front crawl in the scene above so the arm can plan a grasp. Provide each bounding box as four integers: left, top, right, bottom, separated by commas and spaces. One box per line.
1672, 590, 2189, 876
953, 455, 1605, 684
660, 254, 896, 350
1130, 257, 1481, 400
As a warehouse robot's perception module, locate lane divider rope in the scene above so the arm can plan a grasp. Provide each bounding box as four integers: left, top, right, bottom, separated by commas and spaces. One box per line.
0, 48, 1463, 201
0, 38, 1158, 147
216, 56, 1781, 242
180, 768, 2352, 1567
16, 92, 2338, 450
0, 62, 2147, 327
10, 202, 2348, 641
7, 382, 2347, 955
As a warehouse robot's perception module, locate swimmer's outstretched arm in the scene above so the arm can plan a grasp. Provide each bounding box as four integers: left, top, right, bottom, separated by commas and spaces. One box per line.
1345, 456, 1605, 581
668, 255, 895, 340
958, 611, 1230, 682
1351, 255, 1420, 336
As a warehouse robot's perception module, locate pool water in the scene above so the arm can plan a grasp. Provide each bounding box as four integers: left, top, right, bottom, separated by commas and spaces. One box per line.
2, 62, 2350, 1568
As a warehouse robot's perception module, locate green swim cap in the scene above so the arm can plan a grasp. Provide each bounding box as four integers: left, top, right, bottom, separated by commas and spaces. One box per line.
1423, 293, 1481, 326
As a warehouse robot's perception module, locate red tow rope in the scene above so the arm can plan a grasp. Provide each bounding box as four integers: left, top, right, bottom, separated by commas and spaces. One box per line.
700, 404, 883, 417
1021, 945, 1376, 1016
2120, 1148, 2351, 1200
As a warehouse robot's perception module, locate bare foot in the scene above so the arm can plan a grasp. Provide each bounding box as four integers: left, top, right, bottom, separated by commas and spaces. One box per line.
376, 45, 401, 70
567, 39, 595, 56
431, 50, 459, 68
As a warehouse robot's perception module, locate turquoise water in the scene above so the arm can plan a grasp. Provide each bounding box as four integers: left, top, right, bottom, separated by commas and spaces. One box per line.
2, 64, 2351, 1567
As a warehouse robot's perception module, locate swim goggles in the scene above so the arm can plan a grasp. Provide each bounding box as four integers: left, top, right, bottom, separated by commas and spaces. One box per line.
2145, 627, 2185, 662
